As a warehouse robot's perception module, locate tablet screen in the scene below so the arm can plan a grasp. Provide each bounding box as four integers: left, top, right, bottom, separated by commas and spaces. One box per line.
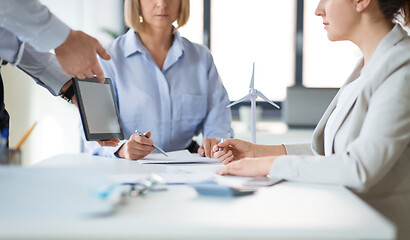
72, 78, 124, 141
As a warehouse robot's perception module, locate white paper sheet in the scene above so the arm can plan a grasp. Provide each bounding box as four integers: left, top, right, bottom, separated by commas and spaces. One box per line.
137, 150, 219, 164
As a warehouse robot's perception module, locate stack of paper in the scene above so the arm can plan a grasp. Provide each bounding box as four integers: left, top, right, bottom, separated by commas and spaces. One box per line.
138, 150, 219, 164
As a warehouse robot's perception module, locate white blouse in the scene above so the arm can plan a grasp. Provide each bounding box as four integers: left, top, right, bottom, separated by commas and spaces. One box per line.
324, 73, 362, 156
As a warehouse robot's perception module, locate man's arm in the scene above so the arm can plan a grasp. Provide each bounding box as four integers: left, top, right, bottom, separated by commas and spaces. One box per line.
0, 0, 69, 52
0, 0, 111, 82
0, 26, 67, 96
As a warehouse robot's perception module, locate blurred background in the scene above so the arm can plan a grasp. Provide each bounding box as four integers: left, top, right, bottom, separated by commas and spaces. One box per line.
4, 0, 397, 165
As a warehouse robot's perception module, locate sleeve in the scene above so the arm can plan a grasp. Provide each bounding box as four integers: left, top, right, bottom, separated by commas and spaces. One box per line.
17, 43, 70, 96
0, 26, 70, 96
201, 50, 234, 139
0, 0, 70, 52
283, 143, 314, 155
270, 67, 410, 192
83, 138, 126, 158
0, 27, 24, 64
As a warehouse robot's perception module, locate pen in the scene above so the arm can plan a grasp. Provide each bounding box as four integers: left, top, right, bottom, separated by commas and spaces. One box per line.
0, 129, 8, 165
134, 130, 168, 157
0, 129, 7, 149
219, 138, 224, 152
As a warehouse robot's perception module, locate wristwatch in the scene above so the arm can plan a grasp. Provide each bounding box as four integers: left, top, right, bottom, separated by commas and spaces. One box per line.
60, 84, 74, 103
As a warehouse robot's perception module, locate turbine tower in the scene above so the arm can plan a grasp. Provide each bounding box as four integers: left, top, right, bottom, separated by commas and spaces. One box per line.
227, 62, 280, 143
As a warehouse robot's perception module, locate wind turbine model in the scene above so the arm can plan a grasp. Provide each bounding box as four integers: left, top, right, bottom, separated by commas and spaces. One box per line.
227, 62, 280, 143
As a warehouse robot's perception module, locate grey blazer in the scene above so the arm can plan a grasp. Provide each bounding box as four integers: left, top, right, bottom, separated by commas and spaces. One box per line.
270, 24, 410, 239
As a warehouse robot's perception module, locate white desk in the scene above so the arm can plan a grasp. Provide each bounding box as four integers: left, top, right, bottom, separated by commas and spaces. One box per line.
0, 154, 396, 240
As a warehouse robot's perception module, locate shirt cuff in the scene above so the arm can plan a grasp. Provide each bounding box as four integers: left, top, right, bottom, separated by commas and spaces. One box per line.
283, 143, 313, 155
18, 43, 70, 96
14, 42, 25, 65
90, 140, 126, 158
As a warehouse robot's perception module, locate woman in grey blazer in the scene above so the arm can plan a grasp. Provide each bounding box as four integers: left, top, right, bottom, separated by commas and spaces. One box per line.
213, 0, 410, 238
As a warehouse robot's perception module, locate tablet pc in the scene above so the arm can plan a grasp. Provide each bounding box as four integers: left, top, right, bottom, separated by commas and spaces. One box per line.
72, 77, 124, 141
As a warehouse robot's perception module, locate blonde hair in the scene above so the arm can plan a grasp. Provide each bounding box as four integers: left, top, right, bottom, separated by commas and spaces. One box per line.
124, 0, 190, 32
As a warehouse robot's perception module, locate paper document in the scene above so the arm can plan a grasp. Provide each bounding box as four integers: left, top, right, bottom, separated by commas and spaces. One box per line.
109, 168, 218, 184
138, 150, 219, 164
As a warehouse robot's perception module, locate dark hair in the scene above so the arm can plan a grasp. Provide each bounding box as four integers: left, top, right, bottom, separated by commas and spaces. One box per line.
378, 0, 410, 26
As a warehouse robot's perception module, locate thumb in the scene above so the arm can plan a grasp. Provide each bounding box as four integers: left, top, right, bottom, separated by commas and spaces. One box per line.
144, 131, 151, 138
96, 42, 111, 60
218, 138, 234, 148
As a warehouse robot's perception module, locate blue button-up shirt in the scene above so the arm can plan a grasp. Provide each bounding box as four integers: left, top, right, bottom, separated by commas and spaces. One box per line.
84, 29, 233, 157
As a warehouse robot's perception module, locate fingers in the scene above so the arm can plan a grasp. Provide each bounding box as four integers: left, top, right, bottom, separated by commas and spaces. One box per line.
213, 150, 234, 165
97, 138, 120, 147
121, 138, 154, 160
144, 131, 151, 138
96, 42, 111, 60
55, 30, 110, 83
222, 151, 235, 165
216, 161, 242, 176
213, 139, 237, 153
94, 42, 110, 83
130, 133, 154, 146
71, 95, 78, 106
198, 146, 205, 157
202, 137, 213, 158
92, 60, 106, 83
217, 138, 236, 148
76, 73, 86, 80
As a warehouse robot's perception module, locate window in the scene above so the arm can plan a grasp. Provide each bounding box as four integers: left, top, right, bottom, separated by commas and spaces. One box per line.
210, 0, 296, 101
178, 0, 204, 45
303, 0, 362, 88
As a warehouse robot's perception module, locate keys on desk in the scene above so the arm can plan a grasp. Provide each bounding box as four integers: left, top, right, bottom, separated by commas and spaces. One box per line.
122, 173, 167, 197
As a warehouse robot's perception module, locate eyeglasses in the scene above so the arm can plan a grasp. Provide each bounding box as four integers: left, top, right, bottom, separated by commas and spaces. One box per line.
122, 173, 167, 197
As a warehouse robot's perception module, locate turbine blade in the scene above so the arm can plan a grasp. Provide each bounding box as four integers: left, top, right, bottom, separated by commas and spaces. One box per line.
256, 91, 280, 109
226, 94, 251, 108
249, 62, 255, 89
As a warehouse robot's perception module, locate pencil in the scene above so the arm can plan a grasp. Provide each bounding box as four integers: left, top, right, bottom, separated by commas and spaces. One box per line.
15, 122, 37, 151
8, 121, 37, 164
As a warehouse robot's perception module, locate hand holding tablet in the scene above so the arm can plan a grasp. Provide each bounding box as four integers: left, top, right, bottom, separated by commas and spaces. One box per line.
72, 77, 124, 141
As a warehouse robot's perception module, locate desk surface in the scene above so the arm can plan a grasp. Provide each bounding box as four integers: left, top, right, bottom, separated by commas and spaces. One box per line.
0, 154, 396, 240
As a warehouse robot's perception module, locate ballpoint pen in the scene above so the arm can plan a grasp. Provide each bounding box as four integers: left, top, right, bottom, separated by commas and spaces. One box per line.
134, 130, 168, 157
219, 138, 224, 152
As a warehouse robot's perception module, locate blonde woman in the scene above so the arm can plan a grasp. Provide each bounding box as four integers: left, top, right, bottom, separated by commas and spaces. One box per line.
84, 0, 232, 159
214, 0, 410, 238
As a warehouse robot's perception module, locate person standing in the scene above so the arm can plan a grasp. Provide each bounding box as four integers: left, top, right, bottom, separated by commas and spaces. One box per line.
0, 0, 119, 147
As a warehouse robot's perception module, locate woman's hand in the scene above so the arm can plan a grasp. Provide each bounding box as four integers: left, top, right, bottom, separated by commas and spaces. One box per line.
216, 157, 276, 177
116, 131, 155, 160
212, 139, 256, 165
98, 138, 120, 147
198, 137, 220, 158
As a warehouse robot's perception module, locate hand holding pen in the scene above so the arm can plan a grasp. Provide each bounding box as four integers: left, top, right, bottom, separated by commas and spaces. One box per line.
116, 130, 167, 160
134, 130, 168, 157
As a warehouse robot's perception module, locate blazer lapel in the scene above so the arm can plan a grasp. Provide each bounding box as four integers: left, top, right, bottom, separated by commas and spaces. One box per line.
312, 24, 408, 155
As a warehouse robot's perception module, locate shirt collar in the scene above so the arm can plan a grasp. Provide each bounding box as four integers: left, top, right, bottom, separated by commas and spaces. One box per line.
123, 29, 146, 58
123, 28, 185, 59
163, 31, 184, 71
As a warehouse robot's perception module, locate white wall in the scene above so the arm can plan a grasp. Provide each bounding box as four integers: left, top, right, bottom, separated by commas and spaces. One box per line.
3, 0, 123, 165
